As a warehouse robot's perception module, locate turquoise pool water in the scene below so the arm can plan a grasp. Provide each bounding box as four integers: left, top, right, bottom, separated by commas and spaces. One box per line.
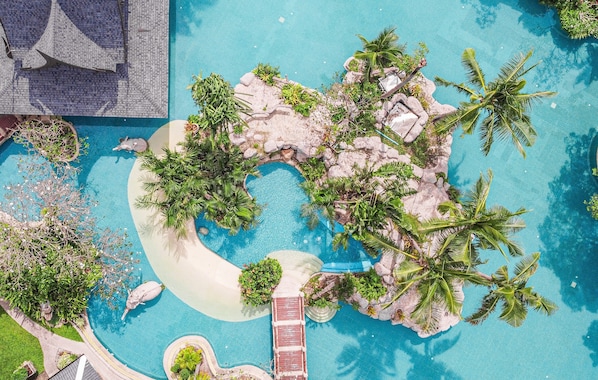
1, 0, 597, 378
196, 162, 372, 268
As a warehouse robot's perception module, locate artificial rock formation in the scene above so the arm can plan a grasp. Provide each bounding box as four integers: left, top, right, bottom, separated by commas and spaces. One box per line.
230, 66, 459, 337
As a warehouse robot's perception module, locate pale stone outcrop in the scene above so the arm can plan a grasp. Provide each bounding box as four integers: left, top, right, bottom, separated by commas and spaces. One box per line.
229, 63, 460, 337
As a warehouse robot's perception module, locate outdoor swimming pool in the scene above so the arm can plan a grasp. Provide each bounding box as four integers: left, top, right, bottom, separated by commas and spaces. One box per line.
1, 0, 598, 378
196, 162, 372, 269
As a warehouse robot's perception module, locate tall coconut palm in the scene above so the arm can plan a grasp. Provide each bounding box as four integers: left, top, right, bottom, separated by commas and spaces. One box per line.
435, 48, 556, 158
466, 252, 558, 327
391, 255, 487, 333
354, 26, 405, 83
420, 170, 527, 266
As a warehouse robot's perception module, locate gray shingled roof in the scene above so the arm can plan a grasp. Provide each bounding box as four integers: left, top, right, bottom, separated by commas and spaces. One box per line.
49, 355, 102, 380
0, 0, 169, 118
22, 0, 118, 72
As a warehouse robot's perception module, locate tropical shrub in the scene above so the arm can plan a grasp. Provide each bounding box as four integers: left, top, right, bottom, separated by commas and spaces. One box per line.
298, 157, 326, 182
171, 345, 202, 380
353, 269, 386, 301
57, 352, 78, 370
137, 134, 262, 237
540, 0, 598, 39
239, 258, 282, 306
11, 367, 28, 380
585, 193, 598, 219
252, 62, 281, 85
188, 73, 251, 136
281, 83, 320, 117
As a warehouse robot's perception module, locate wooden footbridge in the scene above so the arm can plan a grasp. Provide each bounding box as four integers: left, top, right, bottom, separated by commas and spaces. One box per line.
272, 295, 307, 379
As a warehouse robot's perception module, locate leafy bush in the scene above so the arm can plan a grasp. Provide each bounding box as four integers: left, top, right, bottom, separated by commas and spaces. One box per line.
239, 258, 283, 306
252, 63, 281, 85
11, 367, 28, 380
586, 193, 598, 219
299, 158, 327, 182
281, 83, 320, 117
57, 352, 78, 370
171, 345, 202, 380
540, 0, 598, 39
354, 269, 386, 301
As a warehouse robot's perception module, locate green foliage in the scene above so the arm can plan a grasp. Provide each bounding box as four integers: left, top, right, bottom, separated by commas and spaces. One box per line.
281, 83, 320, 117
299, 158, 327, 182
49, 324, 83, 342
137, 133, 262, 237
337, 273, 357, 300
57, 352, 78, 370
238, 258, 283, 306
541, 0, 598, 39
585, 193, 598, 219
353, 269, 386, 301
354, 26, 405, 82
466, 253, 558, 327
408, 130, 431, 168
0, 308, 44, 379
435, 48, 555, 158
252, 62, 281, 85
171, 345, 202, 379
188, 73, 251, 136
0, 158, 137, 324
11, 367, 28, 380
302, 162, 415, 251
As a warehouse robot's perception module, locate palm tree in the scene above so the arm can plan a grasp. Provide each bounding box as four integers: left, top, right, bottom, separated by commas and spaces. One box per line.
354, 26, 405, 83
420, 170, 527, 266
391, 254, 488, 333
434, 48, 556, 158
466, 252, 558, 327
187, 73, 251, 138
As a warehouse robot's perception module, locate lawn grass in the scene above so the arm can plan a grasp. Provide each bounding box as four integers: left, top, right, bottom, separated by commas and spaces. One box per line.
49, 324, 83, 342
0, 307, 45, 378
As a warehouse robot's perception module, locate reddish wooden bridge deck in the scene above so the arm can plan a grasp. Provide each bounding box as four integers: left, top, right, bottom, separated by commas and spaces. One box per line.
272, 295, 307, 380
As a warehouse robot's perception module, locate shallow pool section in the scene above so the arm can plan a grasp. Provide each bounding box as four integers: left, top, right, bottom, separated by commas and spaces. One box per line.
196, 162, 372, 268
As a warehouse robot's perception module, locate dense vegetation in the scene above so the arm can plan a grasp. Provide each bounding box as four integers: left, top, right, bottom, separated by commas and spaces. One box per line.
297, 27, 557, 332
137, 73, 262, 237
0, 156, 137, 323
238, 258, 283, 307
541, 0, 598, 39
170, 345, 203, 380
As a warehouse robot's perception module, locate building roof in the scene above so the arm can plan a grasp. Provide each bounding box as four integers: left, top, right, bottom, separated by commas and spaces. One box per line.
0, 0, 169, 118
49, 355, 102, 380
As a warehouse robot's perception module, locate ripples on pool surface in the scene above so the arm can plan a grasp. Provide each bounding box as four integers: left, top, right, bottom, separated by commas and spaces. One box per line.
1, 0, 595, 379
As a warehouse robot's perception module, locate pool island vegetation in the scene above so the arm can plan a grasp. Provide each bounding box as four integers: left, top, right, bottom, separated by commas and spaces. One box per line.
137, 27, 558, 338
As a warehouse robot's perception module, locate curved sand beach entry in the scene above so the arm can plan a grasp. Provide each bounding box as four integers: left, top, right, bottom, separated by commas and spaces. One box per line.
128, 120, 322, 321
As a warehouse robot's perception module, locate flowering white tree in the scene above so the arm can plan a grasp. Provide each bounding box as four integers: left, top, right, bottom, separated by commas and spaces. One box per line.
0, 158, 138, 323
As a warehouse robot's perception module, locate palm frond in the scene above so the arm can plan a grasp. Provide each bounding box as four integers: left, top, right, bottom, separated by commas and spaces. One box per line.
513, 252, 540, 281
461, 48, 487, 91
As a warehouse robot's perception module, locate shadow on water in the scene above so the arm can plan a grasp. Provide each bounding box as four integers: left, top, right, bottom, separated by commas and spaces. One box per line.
464, 0, 598, 87
465, 0, 551, 32
323, 308, 462, 380
584, 320, 598, 367
538, 129, 598, 312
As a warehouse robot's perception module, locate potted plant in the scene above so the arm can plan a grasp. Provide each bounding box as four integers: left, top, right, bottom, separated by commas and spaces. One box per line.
11, 361, 37, 380
170, 345, 202, 380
